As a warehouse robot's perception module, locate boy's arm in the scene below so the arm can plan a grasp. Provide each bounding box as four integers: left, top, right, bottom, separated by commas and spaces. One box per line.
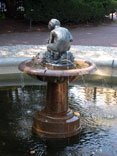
49, 31, 54, 43
69, 33, 73, 42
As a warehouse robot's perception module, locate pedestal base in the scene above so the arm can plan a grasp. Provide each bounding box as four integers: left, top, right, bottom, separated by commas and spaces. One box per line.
32, 109, 80, 138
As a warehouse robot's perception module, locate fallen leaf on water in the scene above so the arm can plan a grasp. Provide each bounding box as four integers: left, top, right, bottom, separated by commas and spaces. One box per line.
30, 150, 36, 154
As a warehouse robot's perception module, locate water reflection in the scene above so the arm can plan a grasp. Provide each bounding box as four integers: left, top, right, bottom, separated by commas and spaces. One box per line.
0, 85, 117, 156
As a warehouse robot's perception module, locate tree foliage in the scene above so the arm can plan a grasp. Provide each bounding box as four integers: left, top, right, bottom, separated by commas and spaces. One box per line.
23, 0, 117, 24
110, 0, 117, 12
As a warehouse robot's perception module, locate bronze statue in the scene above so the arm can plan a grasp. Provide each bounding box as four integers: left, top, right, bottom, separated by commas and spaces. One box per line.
47, 19, 73, 53
42, 19, 74, 64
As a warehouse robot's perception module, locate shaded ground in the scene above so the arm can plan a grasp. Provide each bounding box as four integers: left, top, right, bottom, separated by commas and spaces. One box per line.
0, 19, 48, 33
0, 17, 117, 47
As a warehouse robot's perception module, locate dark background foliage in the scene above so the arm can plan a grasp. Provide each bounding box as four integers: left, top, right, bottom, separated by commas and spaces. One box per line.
23, 0, 117, 24
1, 0, 117, 24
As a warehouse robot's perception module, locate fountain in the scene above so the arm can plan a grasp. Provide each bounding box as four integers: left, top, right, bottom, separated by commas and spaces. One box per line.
18, 19, 96, 139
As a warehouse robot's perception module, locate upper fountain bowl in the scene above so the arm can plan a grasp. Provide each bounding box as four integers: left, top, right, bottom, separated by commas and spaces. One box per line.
18, 58, 96, 83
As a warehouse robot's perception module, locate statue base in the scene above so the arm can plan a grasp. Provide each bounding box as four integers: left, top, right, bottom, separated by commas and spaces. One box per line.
41, 51, 74, 66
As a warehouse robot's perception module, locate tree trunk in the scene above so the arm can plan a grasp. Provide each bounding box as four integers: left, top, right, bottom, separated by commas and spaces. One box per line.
5, 0, 16, 17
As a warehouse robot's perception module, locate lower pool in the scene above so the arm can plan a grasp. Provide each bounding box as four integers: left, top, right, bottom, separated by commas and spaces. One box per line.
0, 85, 117, 156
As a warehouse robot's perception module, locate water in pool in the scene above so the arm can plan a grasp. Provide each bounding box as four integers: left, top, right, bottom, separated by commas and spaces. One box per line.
0, 85, 117, 156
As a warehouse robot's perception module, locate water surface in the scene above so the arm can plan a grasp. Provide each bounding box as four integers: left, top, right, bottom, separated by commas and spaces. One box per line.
0, 85, 117, 156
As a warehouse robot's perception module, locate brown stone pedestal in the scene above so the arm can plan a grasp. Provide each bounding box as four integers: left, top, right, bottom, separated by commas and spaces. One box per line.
32, 81, 80, 138
19, 59, 96, 138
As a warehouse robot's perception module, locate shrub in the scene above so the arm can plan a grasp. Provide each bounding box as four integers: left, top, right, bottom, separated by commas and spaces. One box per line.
24, 0, 114, 24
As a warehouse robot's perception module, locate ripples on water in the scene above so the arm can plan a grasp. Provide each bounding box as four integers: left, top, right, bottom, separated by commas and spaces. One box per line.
0, 85, 117, 156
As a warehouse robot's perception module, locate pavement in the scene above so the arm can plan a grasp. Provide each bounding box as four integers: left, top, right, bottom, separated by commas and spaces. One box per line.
0, 21, 117, 47
0, 16, 117, 86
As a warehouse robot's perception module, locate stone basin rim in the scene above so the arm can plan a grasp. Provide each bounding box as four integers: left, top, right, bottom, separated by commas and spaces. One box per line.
18, 59, 96, 77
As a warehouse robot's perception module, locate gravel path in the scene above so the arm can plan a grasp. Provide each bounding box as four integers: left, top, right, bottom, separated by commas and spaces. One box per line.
0, 19, 117, 47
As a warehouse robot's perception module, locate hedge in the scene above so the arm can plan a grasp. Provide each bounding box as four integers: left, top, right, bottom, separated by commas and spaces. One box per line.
24, 0, 115, 24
